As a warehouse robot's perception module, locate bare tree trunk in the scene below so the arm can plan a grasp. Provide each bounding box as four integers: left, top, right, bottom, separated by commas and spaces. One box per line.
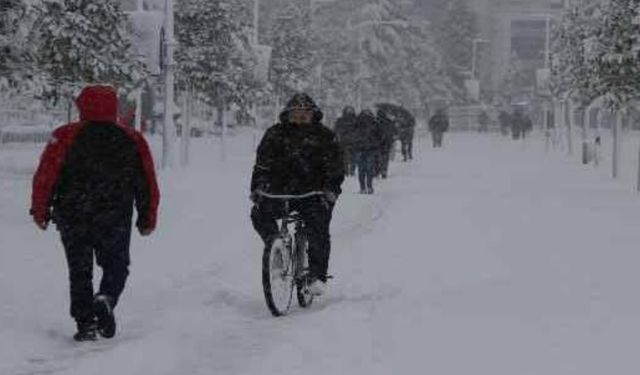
135, 88, 143, 131
612, 110, 621, 179
564, 100, 571, 156
67, 97, 73, 124
582, 106, 590, 165
636, 143, 640, 192
180, 86, 192, 168
217, 98, 226, 161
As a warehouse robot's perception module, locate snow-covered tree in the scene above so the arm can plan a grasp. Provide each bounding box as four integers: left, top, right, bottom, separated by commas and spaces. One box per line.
389, 22, 455, 108
176, 0, 257, 121
0, 0, 31, 91
552, 1, 603, 104
591, 0, 640, 110
498, 52, 530, 106
433, 0, 478, 93
269, 3, 314, 100
308, 0, 454, 114
29, 0, 146, 104
551, 0, 640, 110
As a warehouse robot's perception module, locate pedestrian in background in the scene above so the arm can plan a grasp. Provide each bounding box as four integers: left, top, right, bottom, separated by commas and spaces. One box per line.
428, 108, 449, 148
353, 109, 382, 194
334, 106, 358, 177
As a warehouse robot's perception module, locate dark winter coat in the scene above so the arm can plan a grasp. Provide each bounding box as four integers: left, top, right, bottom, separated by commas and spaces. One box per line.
251, 94, 345, 196
512, 111, 532, 133
31, 85, 160, 232
352, 110, 383, 153
334, 108, 358, 148
478, 111, 489, 126
429, 111, 449, 133
498, 111, 511, 129
377, 113, 397, 146
397, 123, 414, 141
395, 112, 415, 140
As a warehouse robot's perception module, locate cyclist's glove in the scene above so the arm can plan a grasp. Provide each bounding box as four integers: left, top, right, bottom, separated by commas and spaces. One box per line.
324, 191, 338, 204
250, 184, 269, 204
250, 190, 261, 204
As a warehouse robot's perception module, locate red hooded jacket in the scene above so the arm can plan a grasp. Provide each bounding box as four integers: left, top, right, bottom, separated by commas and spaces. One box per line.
30, 85, 159, 231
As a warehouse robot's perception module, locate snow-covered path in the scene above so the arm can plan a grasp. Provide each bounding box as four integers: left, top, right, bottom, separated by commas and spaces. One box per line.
3, 132, 640, 375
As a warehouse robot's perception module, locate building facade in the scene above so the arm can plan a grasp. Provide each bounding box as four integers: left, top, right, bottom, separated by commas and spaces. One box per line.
475, 0, 566, 102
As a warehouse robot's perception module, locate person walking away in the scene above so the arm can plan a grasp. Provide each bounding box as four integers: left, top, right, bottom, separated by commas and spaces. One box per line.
498, 110, 511, 136
376, 110, 397, 178
397, 114, 416, 161
353, 109, 382, 193
478, 110, 490, 133
428, 108, 449, 148
522, 110, 533, 139
511, 108, 530, 140
334, 106, 357, 176
250, 93, 344, 296
30, 85, 160, 341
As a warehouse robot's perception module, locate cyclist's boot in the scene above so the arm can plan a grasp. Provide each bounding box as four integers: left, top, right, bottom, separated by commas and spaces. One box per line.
94, 294, 116, 339
308, 279, 326, 296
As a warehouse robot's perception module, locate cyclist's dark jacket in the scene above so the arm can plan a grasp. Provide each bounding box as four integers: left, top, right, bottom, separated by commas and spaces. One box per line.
251, 95, 345, 196
31, 85, 159, 231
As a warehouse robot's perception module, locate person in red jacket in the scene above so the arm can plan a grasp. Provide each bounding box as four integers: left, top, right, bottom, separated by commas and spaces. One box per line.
30, 85, 160, 341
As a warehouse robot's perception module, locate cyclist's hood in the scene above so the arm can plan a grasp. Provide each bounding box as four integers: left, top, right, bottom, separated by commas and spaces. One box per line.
279, 93, 324, 125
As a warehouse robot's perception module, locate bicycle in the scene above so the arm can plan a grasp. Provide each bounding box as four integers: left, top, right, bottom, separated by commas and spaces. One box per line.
256, 191, 325, 317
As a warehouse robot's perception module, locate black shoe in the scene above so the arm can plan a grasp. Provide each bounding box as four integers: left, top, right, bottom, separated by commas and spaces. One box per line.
94, 295, 116, 339
73, 321, 98, 342
367, 187, 374, 194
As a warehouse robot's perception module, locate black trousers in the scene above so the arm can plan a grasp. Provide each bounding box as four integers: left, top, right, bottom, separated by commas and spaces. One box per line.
59, 222, 131, 324
343, 146, 356, 176
378, 143, 393, 176
432, 132, 444, 147
400, 136, 413, 160
252, 197, 333, 282
355, 151, 376, 192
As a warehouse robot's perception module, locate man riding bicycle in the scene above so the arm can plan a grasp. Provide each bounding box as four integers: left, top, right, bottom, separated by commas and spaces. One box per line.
250, 93, 345, 296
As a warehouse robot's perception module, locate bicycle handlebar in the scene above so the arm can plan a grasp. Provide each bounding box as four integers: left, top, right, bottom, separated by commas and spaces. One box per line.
255, 191, 325, 200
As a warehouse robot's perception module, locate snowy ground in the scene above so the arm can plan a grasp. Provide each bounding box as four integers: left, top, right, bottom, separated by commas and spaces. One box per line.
2, 130, 640, 375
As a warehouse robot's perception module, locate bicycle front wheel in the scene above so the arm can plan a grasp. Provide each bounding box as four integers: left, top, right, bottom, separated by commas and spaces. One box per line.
262, 237, 294, 316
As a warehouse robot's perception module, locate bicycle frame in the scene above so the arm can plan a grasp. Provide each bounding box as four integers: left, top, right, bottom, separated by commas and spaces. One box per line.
257, 190, 324, 248
278, 204, 306, 278
260, 192, 319, 315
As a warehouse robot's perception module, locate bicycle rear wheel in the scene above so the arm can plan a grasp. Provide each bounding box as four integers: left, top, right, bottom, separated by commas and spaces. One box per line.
295, 234, 314, 308
262, 237, 294, 316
